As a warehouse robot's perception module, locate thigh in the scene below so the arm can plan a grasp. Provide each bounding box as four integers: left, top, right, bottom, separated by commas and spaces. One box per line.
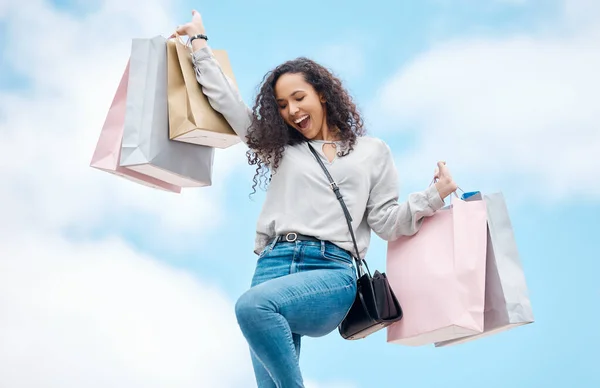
246, 265, 356, 337
247, 240, 357, 337
280, 268, 356, 337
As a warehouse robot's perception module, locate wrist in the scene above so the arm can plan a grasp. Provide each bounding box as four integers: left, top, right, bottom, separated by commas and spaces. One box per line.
191, 37, 208, 52
186, 29, 207, 51
434, 179, 456, 200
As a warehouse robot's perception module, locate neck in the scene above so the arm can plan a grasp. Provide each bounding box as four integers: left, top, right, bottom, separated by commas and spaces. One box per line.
314, 120, 339, 141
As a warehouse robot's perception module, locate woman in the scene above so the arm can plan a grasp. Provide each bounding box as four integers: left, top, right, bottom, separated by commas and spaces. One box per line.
177, 10, 457, 388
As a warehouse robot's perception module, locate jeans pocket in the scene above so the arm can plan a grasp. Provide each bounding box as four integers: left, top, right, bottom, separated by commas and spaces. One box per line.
322, 244, 354, 268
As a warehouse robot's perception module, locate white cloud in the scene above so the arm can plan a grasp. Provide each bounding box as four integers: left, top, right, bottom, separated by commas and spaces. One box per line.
0, 1, 254, 387
0, 232, 253, 388
370, 0, 600, 201
564, 0, 600, 29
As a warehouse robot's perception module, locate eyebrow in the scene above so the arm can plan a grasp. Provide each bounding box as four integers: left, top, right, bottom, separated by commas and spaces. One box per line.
276, 90, 304, 102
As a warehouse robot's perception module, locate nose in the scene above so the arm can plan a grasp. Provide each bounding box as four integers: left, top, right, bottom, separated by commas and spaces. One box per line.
288, 102, 299, 116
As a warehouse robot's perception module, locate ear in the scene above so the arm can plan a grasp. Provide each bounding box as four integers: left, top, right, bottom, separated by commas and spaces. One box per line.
319, 93, 326, 103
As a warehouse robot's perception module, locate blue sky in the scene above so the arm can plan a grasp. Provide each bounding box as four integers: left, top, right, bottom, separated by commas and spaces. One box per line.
0, 0, 598, 387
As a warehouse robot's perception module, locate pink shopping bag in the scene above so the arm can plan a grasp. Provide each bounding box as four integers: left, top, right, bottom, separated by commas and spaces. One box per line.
386, 196, 488, 346
90, 61, 181, 193
434, 192, 534, 347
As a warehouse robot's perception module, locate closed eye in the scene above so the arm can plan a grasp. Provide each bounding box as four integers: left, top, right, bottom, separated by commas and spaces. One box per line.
278, 96, 304, 109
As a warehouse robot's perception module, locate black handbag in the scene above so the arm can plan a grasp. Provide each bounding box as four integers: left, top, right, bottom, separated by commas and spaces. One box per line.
307, 143, 403, 340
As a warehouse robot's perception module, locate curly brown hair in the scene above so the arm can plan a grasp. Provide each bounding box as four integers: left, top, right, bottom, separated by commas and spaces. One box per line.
245, 57, 366, 195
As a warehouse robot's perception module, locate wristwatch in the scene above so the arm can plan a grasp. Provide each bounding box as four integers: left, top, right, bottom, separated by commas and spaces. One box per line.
190, 33, 208, 43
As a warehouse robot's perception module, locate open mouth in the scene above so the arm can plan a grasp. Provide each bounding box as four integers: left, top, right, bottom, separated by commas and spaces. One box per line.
294, 115, 311, 131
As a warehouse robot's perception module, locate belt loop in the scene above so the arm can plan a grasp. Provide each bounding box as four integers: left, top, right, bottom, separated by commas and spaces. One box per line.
270, 237, 279, 249
320, 240, 325, 255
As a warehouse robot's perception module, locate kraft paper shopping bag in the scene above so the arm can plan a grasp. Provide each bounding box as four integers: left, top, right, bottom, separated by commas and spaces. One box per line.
386, 196, 488, 346
119, 36, 214, 187
167, 36, 241, 148
434, 192, 534, 347
90, 61, 181, 193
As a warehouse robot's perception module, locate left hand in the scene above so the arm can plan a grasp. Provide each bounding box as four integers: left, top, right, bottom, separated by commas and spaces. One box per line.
433, 161, 458, 200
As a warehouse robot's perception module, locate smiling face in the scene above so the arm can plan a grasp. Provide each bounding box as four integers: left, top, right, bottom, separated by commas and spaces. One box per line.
274, 72, 332, 141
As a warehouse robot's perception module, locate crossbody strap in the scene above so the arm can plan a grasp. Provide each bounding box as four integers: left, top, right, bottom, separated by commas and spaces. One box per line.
307, 143, 368, 275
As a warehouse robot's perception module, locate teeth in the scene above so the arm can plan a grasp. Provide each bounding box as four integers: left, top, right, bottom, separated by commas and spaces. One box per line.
294, 115, 309, 124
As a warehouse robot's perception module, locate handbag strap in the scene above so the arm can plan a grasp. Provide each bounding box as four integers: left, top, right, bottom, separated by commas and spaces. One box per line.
307, 142, 369, 276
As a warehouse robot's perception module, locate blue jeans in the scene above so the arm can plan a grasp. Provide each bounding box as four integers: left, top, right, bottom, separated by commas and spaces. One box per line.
235, 239, 357, 388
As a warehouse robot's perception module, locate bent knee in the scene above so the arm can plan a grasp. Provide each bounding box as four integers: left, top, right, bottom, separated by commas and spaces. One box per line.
235, 290, 268, 324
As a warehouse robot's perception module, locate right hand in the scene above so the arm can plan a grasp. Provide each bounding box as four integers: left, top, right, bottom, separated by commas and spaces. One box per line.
175, 9, 206, 37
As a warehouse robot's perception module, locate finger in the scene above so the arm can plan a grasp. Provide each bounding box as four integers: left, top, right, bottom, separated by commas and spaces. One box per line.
175, 24, 187, 35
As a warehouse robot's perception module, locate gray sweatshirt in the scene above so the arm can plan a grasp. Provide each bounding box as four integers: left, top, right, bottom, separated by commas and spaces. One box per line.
191, 47, 444, 258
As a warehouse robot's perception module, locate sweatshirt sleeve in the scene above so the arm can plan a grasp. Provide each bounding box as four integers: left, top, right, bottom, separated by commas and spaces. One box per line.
191, 46, 253, 144
366, 140, 445, 241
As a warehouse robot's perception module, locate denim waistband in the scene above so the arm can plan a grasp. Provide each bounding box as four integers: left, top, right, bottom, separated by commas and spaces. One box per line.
268, 237, 352, 256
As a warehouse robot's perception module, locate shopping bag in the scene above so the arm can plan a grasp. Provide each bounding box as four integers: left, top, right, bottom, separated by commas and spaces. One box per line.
90, 61, 181, 193
120, 36, 214, 187
386, 196, 488, 346
434, 192, 534, 347
167, 36, 241, 148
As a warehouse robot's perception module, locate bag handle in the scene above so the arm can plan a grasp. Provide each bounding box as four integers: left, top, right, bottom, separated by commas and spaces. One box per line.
307, 142, 370, 278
